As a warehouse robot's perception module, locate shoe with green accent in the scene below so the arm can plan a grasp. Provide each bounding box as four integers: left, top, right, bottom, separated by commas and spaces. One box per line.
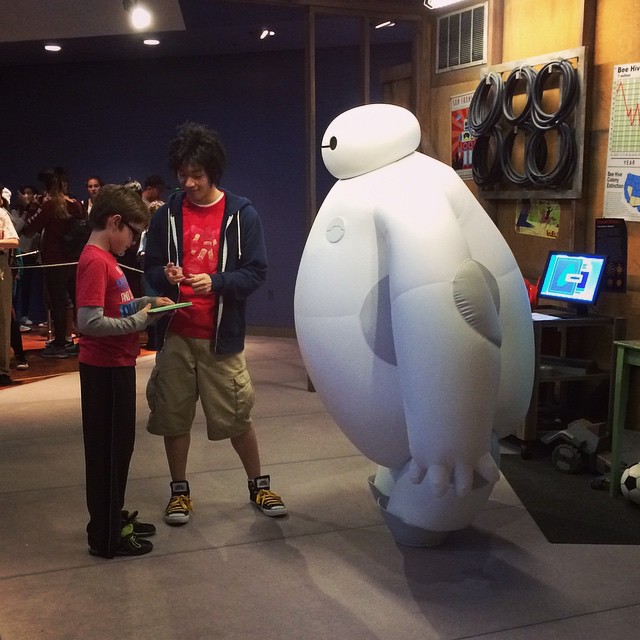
121, 509, 156, 538
249, 475, 287, 517
88, 523, 153, 558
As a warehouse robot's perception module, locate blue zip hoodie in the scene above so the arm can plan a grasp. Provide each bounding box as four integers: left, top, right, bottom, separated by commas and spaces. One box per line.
144, 189, 268, 354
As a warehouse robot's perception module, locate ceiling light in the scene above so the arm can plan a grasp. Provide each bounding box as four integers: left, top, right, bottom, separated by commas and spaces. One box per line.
143, 39, 160, 46
260, 29, 275, 40
424, 0, 465, 8
44, 44, 61, 52
123, 0, 153, 30
375, 21, 396, 29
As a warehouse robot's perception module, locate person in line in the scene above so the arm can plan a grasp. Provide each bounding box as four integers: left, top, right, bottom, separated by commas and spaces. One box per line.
83, 175, 103, 214
138, 199, 165, 351
23, 168, 86, 358
141, 175, 166, 209
0, 188, 19, 386
76, 184, 173, 558
11, 185, 41, 328
144, 121, 287, 525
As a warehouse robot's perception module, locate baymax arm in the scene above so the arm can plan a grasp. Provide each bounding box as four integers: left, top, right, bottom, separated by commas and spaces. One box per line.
374, 204, 502, 498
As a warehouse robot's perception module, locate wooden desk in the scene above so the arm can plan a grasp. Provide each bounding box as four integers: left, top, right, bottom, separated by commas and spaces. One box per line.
609, 340, 640, 496
520, 309, 625, 452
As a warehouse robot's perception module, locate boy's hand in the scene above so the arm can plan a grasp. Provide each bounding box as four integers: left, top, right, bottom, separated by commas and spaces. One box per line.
164, 262, 185, 284
154, 297, 175, 308
183, 272, 212, 295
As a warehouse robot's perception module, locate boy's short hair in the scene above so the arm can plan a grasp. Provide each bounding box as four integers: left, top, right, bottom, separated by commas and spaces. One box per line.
90, 184, 150, 230
168, 121, 226, 185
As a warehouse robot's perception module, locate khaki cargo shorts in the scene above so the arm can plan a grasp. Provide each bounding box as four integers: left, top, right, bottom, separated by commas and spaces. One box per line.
146, 333, 255, 441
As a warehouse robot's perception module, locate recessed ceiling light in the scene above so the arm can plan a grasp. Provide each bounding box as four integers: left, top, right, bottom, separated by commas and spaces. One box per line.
131, 6, 152, 29
123, 1, 153, 30
143, 39, 160, 46
44, 44, 61, 52
424, 0, 465, 8
375, 21, 396, 29
260, 29, 275, 40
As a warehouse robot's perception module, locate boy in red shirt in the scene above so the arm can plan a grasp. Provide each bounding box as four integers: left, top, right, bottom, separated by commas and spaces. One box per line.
76, 185, 173, 558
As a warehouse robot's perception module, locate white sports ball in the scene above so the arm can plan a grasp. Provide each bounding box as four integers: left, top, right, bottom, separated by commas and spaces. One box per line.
620, 462, 640, 505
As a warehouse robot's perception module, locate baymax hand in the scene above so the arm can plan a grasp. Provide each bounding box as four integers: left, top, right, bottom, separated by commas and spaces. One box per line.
409, 453, 500, 497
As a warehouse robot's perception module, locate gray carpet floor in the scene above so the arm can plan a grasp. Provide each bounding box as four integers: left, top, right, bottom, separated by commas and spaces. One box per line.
1, 336, 639, 639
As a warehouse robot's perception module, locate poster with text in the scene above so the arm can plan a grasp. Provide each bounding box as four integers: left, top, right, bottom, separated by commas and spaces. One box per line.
451, 92, 475, 180
603, 63, 640, 220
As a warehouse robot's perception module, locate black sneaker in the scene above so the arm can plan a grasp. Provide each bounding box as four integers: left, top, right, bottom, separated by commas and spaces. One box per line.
164, 481, 192, 525
42, 345, 69, 359
248, 475, 287, 517
121, 509, 156, 538
65, 342, 80, 356
0, 374, 13, 387
88, 523, 153, 558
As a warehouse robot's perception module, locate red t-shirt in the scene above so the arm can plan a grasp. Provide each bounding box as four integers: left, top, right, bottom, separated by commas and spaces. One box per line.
77, 244, 141, 367
169, 193, 225, 339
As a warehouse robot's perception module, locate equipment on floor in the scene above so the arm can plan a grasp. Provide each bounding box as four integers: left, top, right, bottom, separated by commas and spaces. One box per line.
541, 419, 608, 474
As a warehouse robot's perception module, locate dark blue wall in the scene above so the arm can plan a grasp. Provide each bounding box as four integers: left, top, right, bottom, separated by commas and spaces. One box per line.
1, 42, 411, 328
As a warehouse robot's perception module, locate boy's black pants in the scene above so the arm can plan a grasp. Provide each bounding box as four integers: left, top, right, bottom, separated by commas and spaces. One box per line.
80, 362, 136, 557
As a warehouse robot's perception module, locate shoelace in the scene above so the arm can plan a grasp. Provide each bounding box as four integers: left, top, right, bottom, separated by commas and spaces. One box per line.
122, 510, 140, 526
255, 489, 284, 509
167, 495, 192, 514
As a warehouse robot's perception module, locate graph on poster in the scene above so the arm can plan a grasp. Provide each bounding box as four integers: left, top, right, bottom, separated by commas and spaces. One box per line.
604, 63, 640, 219
609, 76, 640, 156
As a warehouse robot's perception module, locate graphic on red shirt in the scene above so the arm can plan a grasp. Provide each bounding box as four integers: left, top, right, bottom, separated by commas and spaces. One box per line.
169, 194, 225, 340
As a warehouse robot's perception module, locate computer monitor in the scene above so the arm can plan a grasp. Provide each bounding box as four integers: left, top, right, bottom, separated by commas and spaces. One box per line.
537, 251, 608, 316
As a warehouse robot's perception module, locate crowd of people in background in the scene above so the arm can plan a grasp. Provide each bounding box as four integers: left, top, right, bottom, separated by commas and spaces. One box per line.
0, 170, 167, 386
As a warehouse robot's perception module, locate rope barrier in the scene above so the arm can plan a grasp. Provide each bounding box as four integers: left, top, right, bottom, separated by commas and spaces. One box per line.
9, 252, 144, 273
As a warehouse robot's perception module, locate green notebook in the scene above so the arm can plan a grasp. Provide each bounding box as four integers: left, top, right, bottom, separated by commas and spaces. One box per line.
147, 302, 193, 314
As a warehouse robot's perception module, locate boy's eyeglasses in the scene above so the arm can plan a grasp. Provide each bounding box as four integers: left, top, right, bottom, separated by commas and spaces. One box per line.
123, 220, 143, 242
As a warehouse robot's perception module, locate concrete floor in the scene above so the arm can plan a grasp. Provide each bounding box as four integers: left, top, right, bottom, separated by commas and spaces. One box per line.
1, 336, 639, 639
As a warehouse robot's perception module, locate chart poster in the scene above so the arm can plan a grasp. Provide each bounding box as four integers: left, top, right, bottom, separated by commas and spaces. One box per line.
604, 63, 640, 220
514, 200, 561, 239
451, 92, 475, 180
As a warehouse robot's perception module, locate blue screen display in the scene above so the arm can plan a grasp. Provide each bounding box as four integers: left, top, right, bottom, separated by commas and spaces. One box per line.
538, 252, 607, 305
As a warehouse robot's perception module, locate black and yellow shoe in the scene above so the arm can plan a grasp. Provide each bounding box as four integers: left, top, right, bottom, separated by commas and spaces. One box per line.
248, 475, 287, 517
164, 481, 193, 525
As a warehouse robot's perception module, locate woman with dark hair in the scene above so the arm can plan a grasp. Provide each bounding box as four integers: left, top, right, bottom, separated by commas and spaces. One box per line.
23, 169, 86, 358
83, 175, 103, 214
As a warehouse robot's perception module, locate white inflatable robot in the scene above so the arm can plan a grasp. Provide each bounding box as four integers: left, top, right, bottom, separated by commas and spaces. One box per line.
294, 104, 534, 546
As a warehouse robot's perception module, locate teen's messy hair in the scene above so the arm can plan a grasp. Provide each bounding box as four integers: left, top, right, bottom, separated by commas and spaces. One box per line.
168, 121, 227, 185
90, 184, 149, 230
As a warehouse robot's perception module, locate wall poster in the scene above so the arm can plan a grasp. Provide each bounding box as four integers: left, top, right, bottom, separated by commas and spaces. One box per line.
450, 92, 475, 181
514, 200, 561, 239
603, 63, 640, 221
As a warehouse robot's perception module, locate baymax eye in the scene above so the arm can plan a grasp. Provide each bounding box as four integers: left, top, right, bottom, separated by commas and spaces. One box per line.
322, 136, 338, 150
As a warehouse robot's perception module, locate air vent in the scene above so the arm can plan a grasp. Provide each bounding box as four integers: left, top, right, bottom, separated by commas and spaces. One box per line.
436, 2, 487, 73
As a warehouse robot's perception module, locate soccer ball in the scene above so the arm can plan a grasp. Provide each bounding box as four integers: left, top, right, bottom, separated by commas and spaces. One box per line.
620, 462, 640, 505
